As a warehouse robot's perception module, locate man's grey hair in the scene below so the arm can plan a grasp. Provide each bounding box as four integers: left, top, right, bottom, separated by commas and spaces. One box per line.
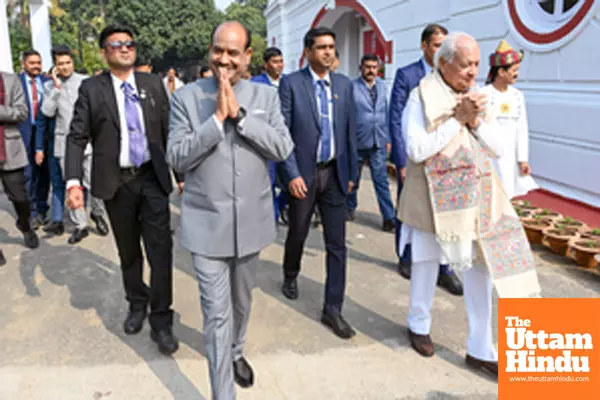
434, 31, 477, 68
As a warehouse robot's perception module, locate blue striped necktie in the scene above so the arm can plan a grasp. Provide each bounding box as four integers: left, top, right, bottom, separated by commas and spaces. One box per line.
316, 79, 331, 162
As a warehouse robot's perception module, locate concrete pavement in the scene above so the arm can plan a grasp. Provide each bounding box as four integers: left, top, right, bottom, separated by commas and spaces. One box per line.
1, 175, 598, 399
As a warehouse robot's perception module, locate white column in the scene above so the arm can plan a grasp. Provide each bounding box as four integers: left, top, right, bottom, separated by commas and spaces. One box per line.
0, 0, 13, 73
29, 0, 52, 70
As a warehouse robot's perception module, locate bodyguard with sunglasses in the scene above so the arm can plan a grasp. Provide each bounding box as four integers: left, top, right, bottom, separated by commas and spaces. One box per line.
65, 25, 180, 355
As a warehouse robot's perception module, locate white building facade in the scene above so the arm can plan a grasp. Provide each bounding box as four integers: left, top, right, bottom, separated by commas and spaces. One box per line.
266, 0, 600, 207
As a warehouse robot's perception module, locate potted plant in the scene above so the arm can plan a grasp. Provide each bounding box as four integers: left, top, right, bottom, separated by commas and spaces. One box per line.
569, 240, 600, 269
533, 208, 562, 223
522, 215, 553, 244
514, 206, 533, 220
554, 216, 587, 232
543, 224, 579, 256
518, 200, 539, 213
581, 228, 600, 241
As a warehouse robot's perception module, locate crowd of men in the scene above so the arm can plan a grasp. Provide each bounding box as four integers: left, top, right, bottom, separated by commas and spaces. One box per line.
0, 18, 541, 400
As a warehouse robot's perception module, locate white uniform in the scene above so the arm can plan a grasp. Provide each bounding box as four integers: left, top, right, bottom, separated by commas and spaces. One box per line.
480, 85, 537, 199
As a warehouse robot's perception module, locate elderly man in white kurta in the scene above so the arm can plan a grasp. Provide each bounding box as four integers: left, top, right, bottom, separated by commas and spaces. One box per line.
398, 32, 541, 377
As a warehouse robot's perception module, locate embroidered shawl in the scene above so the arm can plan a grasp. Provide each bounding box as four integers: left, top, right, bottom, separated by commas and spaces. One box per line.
418, 71, 541, 298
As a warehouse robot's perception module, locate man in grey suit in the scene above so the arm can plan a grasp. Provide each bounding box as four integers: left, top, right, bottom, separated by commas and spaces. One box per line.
0, 71, 40, 265
41, 45, 109, 244
167, 21, 294, 400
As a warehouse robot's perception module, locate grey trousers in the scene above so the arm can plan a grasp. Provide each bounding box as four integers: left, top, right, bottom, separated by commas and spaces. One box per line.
59, 154, 104, 229
192, 252, 258, 400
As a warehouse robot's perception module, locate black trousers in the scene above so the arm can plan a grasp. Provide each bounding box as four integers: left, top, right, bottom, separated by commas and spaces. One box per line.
1, 167, 31, 232
283, 162, 347, 316
104, 165, 173, 331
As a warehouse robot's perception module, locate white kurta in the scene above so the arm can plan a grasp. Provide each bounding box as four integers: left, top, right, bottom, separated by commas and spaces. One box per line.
399, 84, 501, 362
480, 85, 537, 199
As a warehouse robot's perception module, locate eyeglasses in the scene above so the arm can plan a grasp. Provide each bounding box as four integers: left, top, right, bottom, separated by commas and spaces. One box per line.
105, 40, 136, 51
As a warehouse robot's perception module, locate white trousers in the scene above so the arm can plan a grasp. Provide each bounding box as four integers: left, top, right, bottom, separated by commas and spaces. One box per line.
407, 260, 497, 362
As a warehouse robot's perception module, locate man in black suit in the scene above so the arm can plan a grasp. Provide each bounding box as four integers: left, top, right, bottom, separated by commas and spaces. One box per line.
65, 24, 180, 354
280, 27, 358, 339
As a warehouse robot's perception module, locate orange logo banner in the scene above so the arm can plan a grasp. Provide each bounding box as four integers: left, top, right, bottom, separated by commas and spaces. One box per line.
499, 298, 600, 399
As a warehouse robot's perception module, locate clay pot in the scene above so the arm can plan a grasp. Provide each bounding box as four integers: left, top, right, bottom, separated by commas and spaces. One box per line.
569, 240, 600, 269
532, 209, 562, 223
543, 227, 579, 256
554, 218, 588, 232
522, 218, 553, 244
581, 228, 600, 241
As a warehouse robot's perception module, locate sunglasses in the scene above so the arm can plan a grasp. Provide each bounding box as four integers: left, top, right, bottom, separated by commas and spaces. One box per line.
105, 40, 136, 51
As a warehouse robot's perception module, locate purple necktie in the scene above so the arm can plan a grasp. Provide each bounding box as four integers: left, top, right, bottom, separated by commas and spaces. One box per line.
121, 82, 146, 167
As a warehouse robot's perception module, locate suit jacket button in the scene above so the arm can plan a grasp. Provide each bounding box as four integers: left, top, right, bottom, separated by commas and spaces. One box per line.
235, 170, 241, 177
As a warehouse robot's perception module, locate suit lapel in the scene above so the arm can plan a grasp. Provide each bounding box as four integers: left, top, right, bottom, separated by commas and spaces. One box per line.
100, 71, 121, 132
356, 79, 373, 109
331, 74, 342, 146
134, 72, 153, 141
301, 68, 320, 131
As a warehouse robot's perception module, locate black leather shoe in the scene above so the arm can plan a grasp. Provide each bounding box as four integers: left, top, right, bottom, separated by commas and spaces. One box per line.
347, 210, 356, 222
382, 219, 395, 232
68, 228, 89, 244
151, 329, 179, 355
0, 249, 6, 266
123, 309, 147, 334
438, 271, 464, 296
233, 357, 255, 388
408, 329, 435, 357
43, 221, 65, 236
321, 312, 356, 339
281, 278, 298, 300
23, 230, 39, 249
91, 214, 109, 236
398, 261, 411, 279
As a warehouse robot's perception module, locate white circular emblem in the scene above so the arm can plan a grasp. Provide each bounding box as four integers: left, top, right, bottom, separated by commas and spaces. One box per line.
504, 0, 599, 51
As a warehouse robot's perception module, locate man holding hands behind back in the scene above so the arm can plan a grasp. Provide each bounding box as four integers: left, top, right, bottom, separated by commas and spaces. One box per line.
167, 21, 294, 399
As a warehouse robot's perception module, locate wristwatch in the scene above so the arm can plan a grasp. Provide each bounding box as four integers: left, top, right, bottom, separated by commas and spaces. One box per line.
232, 107, 247, 124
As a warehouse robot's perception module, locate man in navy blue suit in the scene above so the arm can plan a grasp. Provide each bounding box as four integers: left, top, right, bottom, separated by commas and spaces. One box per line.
389, 24, 463, 296
17, 50, 50, 229
280, 27, 358, 339
251, 47, 287, 224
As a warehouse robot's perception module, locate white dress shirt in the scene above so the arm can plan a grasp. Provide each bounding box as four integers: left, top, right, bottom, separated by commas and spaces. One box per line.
398, 80, 503, 264
421, 58, 433, 76
309, 67, 335, 163
267, 73, 280, 88
111, 72, 150, 167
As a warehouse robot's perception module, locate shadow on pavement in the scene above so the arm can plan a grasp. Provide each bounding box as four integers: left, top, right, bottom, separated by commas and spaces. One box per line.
18, 239, 206, 400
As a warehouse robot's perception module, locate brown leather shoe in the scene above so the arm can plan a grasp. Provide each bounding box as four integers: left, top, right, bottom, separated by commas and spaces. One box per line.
408, 329, 434, 357
466, 354, 498, 377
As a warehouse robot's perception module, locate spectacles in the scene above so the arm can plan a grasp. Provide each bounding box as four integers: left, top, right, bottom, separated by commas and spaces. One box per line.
105, 40, 136, 51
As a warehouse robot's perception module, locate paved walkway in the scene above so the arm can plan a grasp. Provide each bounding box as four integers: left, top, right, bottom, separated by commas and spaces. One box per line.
1, 175, 599, 399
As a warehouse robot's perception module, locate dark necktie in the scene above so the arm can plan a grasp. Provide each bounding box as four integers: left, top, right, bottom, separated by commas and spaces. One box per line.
121, 82, 146, 167
316, 79, 331, 163
30, 78, 39, 120
369, 84, 377, 108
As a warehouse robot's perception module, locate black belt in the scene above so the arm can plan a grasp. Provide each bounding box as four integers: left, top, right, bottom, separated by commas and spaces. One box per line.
316, 159, 335, 169
120, 161, 152, 177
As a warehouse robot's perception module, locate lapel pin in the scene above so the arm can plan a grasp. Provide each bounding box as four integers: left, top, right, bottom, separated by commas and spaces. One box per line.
139, 89, 147, 100
334, 93, 339, 100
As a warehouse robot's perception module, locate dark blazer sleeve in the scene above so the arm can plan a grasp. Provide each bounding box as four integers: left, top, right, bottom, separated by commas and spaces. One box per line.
34, 109, 49, 152
279, 76, 301, 182
155, 75, 183, 183
347, 80, 358, 182
389, 67, 409, 169
65, 80, 92, 181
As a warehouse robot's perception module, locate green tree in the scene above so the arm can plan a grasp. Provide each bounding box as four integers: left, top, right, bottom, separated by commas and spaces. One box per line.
224, 0, 267, 71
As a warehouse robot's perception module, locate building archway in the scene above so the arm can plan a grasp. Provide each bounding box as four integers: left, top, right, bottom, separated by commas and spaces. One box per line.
298, 0, 393, 78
